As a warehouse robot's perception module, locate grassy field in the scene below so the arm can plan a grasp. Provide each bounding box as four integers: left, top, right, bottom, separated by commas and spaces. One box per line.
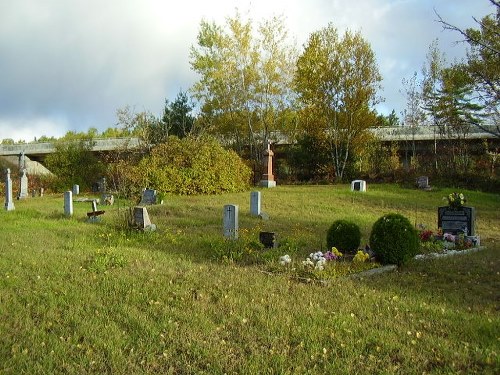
0, 184, 499, 374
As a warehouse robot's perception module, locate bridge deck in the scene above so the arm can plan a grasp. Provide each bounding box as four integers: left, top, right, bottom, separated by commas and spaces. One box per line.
0, 125, 497, 157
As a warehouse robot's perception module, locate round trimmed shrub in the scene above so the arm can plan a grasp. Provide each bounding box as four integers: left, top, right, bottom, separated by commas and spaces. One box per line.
369, 213, 419, 265
326, 220, 361, 254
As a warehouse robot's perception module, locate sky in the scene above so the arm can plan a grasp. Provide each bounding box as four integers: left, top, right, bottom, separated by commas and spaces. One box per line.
0, 0, 495, 142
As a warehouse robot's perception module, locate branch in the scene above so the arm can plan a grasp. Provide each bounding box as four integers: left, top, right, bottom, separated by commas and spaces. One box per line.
434, 9, 500, 56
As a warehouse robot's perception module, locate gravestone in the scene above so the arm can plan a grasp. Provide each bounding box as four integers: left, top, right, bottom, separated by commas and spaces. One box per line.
86, 200, 105, 223
40, 188, 44, 197
72, 184, 80, 195
102, 194, 114, 205
140, 189, 157, 205
416, 176, 430, 190
250, 191, 261, 216
4, 169, 15, 211
133, 206, 156, 231
98, 177, 106, 193
260, 141, 276, 188
64, 191, 73, 217
223, 204, 239, 239
351, 180, 366, 192
32, 189, 36, 198
438, 206, 475, 236
259, 231, 277, 248
18, 169, 28, 199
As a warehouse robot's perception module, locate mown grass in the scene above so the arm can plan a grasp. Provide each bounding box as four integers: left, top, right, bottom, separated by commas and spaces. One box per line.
0, 184, 498, 374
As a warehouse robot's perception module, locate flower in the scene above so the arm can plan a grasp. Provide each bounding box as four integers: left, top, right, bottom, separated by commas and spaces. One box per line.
353, 250, 370, 263
446, 192, 466, 209
419, 230, 434, 242
279, 254, 291, 266
324, 251, 337, 260
443, 233, 455, 242
331, 247, 343, 257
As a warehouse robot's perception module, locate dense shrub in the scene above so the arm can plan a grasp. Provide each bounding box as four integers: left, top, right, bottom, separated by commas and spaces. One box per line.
136, 136, 252, 195
369, 213, 419, 265
326, 220, 361, 254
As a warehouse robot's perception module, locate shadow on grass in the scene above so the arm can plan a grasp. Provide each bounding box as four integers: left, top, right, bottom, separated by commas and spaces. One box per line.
356, 245, 499, 313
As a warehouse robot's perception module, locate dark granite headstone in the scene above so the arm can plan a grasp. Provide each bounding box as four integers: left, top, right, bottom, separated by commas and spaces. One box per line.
438, 206, 475, 236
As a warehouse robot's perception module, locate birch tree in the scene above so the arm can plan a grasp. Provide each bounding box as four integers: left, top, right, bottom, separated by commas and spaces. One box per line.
294, 25, 382, 181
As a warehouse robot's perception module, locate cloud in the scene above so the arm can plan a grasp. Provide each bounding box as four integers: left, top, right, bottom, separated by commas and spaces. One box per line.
0, 0, 494, 141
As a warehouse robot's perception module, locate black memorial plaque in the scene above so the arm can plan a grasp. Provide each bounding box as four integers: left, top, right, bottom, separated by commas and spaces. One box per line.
437, 206, 475, 236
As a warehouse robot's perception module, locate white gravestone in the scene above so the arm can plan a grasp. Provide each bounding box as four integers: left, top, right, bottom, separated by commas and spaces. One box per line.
72, 184, 80, 195
18, 169, 28, 199
64, 191, 73, 217
223, 204, 239, 239
250, 191, 261, 216
351, 180, 367, 192
4, 169, 15, 211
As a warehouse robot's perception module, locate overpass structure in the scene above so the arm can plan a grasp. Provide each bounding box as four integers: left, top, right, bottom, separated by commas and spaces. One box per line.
0, 137, 141, 160
0, 125, 497, 159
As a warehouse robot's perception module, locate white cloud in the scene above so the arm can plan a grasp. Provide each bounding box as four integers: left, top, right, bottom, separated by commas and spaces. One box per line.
0, 0, 494, 140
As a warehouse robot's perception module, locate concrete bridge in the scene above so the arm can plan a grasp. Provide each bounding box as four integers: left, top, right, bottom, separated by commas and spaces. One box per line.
0, 125, 497, 159
0, 137, 141, 160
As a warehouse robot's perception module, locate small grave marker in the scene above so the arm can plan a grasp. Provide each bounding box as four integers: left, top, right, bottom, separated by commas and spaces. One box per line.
416, 176, 431, 190
140, 189, 157, 205
133, 206, 156, 231
72, 184, 80, 195
18, 169, 28, 199
4, 169, 15, 211
250, 191, 261, 216
64, 191, 73, 217
86, 200, 105, 223
259, 231, 277, 248
223, 204, 239, 239
102, 194, 114, 205
98, 177, 106, 193
351, 180, 366, 192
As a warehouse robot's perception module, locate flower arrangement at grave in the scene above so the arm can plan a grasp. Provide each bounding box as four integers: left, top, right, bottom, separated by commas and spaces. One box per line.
446, 192, 466, 210
417, 226, 475, 257
274, 246, 379, 281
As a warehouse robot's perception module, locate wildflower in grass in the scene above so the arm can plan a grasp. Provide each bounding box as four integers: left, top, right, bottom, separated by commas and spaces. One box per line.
279, 254, 291, 266
324, 250, 338, 260
302, 258, 314, 267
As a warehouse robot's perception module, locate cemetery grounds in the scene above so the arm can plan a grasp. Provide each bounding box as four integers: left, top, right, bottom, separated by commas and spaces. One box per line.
0, 184, 499, 374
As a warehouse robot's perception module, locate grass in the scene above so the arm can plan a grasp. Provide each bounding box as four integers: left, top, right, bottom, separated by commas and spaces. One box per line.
0, 184, 499, 374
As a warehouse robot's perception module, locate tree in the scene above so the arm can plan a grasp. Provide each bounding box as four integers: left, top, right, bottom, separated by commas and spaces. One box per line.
44, 137, 104, 191
374, 110, 400, 127
161, 91, 196, 138
436, 0, 500, 137
190, 12, 297, 163
421, 39, 447, 125
294, 25, 382, 181
115, 106, 161, 152
429, 64, 484, 172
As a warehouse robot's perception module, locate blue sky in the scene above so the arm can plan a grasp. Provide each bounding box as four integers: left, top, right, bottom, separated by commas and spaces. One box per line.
0, 0, 494, 141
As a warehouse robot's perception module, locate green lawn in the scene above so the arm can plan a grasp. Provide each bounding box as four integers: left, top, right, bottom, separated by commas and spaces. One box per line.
0, 184, 499, 374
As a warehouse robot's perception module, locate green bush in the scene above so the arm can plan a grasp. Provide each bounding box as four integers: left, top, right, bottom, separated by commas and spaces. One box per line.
136, 136, 252, 195
369, 213, 419, 265
326, 220, 361, 254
